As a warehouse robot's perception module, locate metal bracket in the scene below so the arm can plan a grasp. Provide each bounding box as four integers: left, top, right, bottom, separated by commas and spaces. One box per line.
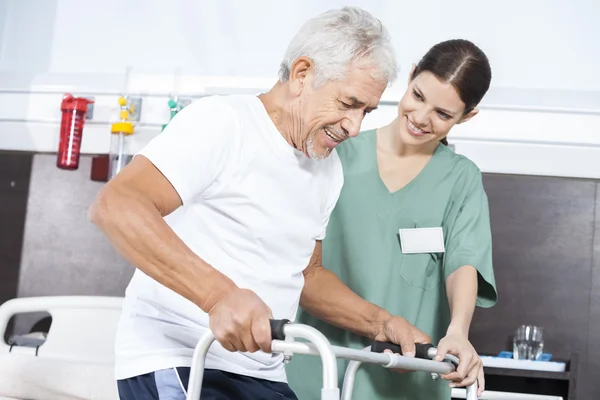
177, 98, 192, 110
282, 335, 295, 364
85, 97, 94, 120
127, 96, 143, 122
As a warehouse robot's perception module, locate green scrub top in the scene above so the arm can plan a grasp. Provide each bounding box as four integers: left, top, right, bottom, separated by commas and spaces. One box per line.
286, 129, 498, 400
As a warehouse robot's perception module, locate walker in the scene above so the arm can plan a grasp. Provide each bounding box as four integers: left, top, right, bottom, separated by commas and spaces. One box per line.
186, 319, 479, 400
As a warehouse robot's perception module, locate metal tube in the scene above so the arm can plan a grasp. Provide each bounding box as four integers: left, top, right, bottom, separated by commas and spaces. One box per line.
442, 354, 478, 400
451, 389, 563, 400
340, 345, 481, 400
188, 324, 339, 400
277, 324, 339, 393
272, 341, 392, 365
341, 360, 362, 400
384, 353, 456, 374
186, 331, 216, 400
276, 341, 456, 375
466, 383, 479, 400
427, 347, 438, 359
340, 360, 362, 400
116, 132, 124, 174
340, 346, 373, 400
427, 347, 479, 399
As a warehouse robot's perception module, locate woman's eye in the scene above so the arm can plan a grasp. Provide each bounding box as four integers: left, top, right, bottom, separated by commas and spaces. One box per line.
412, 90, 423, 101
438, 111, 450, 120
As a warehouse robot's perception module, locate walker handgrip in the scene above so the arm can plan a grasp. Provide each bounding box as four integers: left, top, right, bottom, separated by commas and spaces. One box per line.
269, 319, 290, 340
370, 341, 434, 359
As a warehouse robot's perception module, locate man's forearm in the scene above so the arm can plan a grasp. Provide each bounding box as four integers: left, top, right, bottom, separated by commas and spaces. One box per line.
446, 265, 478, 336
300, 265, 391, 339
89, 185, 236, 312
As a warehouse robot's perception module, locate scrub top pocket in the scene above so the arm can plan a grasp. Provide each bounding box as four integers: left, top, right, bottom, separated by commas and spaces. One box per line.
393, 218, 444, 291
399, 251, 442, 291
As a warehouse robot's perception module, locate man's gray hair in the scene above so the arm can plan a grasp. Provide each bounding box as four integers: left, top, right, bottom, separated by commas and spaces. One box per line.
278, 7, 398, 87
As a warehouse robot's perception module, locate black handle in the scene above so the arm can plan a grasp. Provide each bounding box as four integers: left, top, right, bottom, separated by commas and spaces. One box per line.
370, 341, 434, 359
269, 319, 290, 340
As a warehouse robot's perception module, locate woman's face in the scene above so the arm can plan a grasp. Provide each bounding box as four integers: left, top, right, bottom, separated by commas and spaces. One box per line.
396, 68, 477, 147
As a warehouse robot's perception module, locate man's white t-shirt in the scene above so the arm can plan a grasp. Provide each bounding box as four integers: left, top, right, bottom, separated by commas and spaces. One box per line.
114, 94, 344, 383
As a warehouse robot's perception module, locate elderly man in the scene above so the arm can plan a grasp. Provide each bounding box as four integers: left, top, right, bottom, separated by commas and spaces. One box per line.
90, 6, 429, 400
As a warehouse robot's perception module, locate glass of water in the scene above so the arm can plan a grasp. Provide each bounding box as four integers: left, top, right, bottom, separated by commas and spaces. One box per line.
513, 325, 544, 360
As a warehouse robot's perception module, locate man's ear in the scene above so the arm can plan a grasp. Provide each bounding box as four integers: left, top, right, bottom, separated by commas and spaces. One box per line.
457, 108, 479, 124
288, 57, 313, 96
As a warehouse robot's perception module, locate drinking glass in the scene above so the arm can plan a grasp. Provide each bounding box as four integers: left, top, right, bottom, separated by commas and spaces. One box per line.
513, 325, 544, 360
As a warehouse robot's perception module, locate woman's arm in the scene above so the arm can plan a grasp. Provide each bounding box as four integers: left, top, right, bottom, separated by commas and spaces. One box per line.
435, 265, 484, 396
434, 168, 495, 397
446, 265, 478, 336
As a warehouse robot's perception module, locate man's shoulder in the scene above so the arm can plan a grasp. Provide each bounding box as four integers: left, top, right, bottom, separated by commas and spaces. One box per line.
319, 149, 344, 197
178, 93, 261, 118
166, 95, 236, 130
323, 148, 343, 176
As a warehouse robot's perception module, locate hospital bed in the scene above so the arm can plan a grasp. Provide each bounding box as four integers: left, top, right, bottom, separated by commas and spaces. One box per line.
0, 296, 122, 400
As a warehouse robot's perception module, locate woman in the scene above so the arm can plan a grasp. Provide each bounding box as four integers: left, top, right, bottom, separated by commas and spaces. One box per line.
286, 39, 498, 400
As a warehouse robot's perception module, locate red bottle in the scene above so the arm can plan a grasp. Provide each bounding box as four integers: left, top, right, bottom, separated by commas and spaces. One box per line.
56, 94, 94, 170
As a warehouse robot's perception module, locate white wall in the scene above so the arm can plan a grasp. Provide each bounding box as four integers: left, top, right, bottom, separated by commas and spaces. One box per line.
0, 1, 7, 65
3, 0, 600, 91
0, 0, 599, 178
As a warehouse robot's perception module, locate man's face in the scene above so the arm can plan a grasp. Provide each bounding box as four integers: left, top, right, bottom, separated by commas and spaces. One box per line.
290, 61, 387, 160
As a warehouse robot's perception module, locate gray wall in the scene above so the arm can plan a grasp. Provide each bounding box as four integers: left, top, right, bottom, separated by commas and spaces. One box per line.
18, 154, 132, 298
12, 154, 132, 334
470, 174, 600, 399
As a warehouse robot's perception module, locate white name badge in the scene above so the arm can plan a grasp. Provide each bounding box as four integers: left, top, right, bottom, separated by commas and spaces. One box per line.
399, 227, 445, 254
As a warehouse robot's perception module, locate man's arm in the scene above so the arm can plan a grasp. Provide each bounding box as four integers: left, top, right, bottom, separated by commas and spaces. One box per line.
89, 155, 274, 353
300, 241, 430, 356
300, 241, 391, 339
89, 155, 237, 311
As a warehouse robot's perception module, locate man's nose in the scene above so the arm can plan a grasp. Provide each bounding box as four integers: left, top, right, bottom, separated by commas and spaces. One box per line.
341, 110, 364, 138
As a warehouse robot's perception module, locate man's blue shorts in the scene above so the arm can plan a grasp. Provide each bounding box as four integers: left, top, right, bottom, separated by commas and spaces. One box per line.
117, 367, 298, 400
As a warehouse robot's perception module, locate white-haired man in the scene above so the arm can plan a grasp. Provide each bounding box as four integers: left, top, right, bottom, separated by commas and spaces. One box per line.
90, 6, 429, 399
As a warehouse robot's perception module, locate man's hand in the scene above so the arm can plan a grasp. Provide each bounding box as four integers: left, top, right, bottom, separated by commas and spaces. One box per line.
374, 315, 431, 358
208, 288, 274, 354
435, 332, 485, 396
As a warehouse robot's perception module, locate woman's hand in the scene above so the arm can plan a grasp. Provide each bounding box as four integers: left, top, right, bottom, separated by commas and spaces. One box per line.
434, 331, 485, 397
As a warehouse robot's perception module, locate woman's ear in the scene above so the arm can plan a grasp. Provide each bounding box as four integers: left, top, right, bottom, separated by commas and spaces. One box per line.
457, 108, 479, 124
